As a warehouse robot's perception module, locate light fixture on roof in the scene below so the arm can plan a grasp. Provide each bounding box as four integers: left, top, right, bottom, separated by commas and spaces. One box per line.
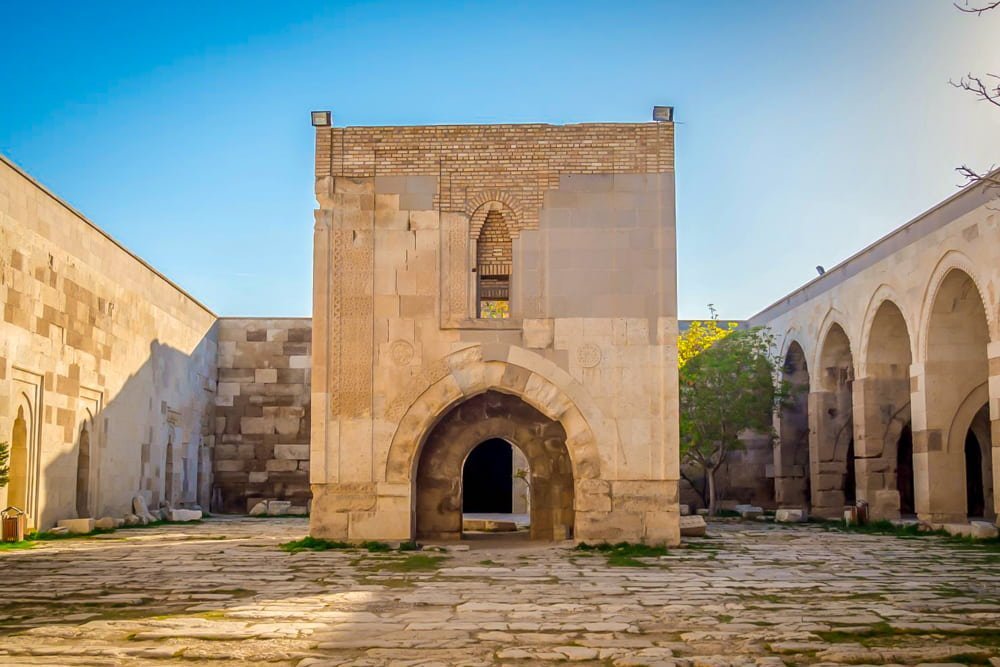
652, 106, 674, 122
816, 266, 826, 276
311, 111, 332, 127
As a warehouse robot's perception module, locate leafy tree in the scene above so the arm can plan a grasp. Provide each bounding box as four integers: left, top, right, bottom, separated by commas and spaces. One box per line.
679, 326, 785, 515
0, 441, 9, 488
679, 309, 739, 367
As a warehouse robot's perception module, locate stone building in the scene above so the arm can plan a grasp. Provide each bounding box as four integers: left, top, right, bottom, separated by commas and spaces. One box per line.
308, 118, 681, 544
751, 175, 1000, 525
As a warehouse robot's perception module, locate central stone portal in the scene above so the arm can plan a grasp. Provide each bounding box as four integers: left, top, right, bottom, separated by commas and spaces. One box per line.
417, 391, 574, 541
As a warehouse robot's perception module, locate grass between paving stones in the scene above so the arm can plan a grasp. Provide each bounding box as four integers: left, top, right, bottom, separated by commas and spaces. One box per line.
817, 519, 1000, 552
0, 519, 205, 551
279, 536, 428, 555
575, 542, 669, 567
815, 621, 1000, 655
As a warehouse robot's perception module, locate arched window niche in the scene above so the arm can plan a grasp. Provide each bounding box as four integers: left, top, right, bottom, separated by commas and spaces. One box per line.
475, 209, 512, 319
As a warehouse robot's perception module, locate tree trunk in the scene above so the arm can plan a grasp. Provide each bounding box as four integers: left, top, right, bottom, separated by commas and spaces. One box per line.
707, 466, 717, 516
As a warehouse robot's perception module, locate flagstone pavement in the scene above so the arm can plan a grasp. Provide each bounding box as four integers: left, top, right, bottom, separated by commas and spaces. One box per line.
0, 517, 997, 666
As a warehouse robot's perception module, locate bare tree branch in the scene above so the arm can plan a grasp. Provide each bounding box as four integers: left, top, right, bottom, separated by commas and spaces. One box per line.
949, 73, 1000, 109
956, 165, 1000, 188
954, 0, 1000, 15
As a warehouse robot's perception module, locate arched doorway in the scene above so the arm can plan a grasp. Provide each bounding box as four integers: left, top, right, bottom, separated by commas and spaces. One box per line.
415, 390, 574, 541
964, 403, 992, 519
776, 340, 811, 508
861, 299, 912, 518
921, 268, 990, 522
814, 323, 856, 518
8, 405, 29, 512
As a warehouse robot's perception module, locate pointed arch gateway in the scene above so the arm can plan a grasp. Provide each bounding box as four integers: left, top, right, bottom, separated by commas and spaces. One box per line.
384, 346, 606, 541
918, 266, 994, 522
812, 322, 857, 518
857, 298, 913, 518
775, 340, 811, 508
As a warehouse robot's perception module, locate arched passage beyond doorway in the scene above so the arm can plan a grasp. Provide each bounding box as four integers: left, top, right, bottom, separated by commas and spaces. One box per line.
415, 390, 574, 541
463, 438, 514, 513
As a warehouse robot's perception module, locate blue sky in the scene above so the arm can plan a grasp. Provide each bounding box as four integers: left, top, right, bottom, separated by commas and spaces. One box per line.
2, 1, 998, 318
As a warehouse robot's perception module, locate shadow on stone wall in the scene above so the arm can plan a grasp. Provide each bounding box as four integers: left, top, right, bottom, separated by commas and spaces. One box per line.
30, 336, 216, 529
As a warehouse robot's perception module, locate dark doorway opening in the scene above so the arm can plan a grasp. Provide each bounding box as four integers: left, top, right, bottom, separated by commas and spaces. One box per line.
844, 438, 856, 504
896, 423, 915, 515
463, 439, 512, 513
965, 430, 986, 518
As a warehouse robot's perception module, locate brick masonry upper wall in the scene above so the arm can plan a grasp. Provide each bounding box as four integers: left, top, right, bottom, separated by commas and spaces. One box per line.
315, 122, 674, 231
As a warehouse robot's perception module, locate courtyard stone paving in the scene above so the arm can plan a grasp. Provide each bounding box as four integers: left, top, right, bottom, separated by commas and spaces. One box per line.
0, 517, 997, 666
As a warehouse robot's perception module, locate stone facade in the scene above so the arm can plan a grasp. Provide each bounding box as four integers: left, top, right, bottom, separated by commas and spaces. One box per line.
0, 155, 217, 530
751, 176, 1000, 525
213, 318, 312, 513
310, 120, 680, 544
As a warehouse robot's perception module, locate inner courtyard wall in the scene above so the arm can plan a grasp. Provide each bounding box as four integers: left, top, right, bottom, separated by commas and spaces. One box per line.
214, 317, 312, 513
0, 155, 218, 530
750, 178, 1000, 525
310, 121, 681, 544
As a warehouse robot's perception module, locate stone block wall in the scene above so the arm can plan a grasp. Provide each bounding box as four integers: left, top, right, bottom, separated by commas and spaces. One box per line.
0, 155, 217, 530
214, 318, 311, 513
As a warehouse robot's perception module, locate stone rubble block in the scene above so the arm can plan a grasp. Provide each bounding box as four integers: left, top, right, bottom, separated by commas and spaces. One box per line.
679, 514, 707, 537
167, 508, 202, 522
734, 504, 764, 519
248, 501, 268, 516
775, 508, 808, 523
267, 501, 292, 516
93, 516, 117, 530
57, 518, 95, 534
970, 520, 999, 539
679, 504, 691, 516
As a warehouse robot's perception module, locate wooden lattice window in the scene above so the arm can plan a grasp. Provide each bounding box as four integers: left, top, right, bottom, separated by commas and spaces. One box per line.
476, 210, 511, 318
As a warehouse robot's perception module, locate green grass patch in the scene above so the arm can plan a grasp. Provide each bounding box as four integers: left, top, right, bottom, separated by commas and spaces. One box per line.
279, 536, 352, 553
819, 519, 1000, 552
376, 554, 445, 572
817, 622, 1000, 650
575, 541, 668, 566
280, 536, 430, 554
478, 559, 498, 566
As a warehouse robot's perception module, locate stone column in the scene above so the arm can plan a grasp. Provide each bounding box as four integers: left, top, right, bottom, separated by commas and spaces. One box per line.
910, 363, 966, 524
851, 374, 906, 520
988, 342, 1000, 526
808, 390, 848, 519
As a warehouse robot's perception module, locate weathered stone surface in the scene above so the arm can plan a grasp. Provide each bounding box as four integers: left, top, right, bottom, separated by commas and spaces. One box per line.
94, 516, 116, 530
970, 520, 999, 539
167, 508, 202, 522
56, 518, 94, 534
266, 501, 292, 516
0, 518, 994, 664
679, 514, 707, 537
248, 501, 267, 517
775, 508, 807, 523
